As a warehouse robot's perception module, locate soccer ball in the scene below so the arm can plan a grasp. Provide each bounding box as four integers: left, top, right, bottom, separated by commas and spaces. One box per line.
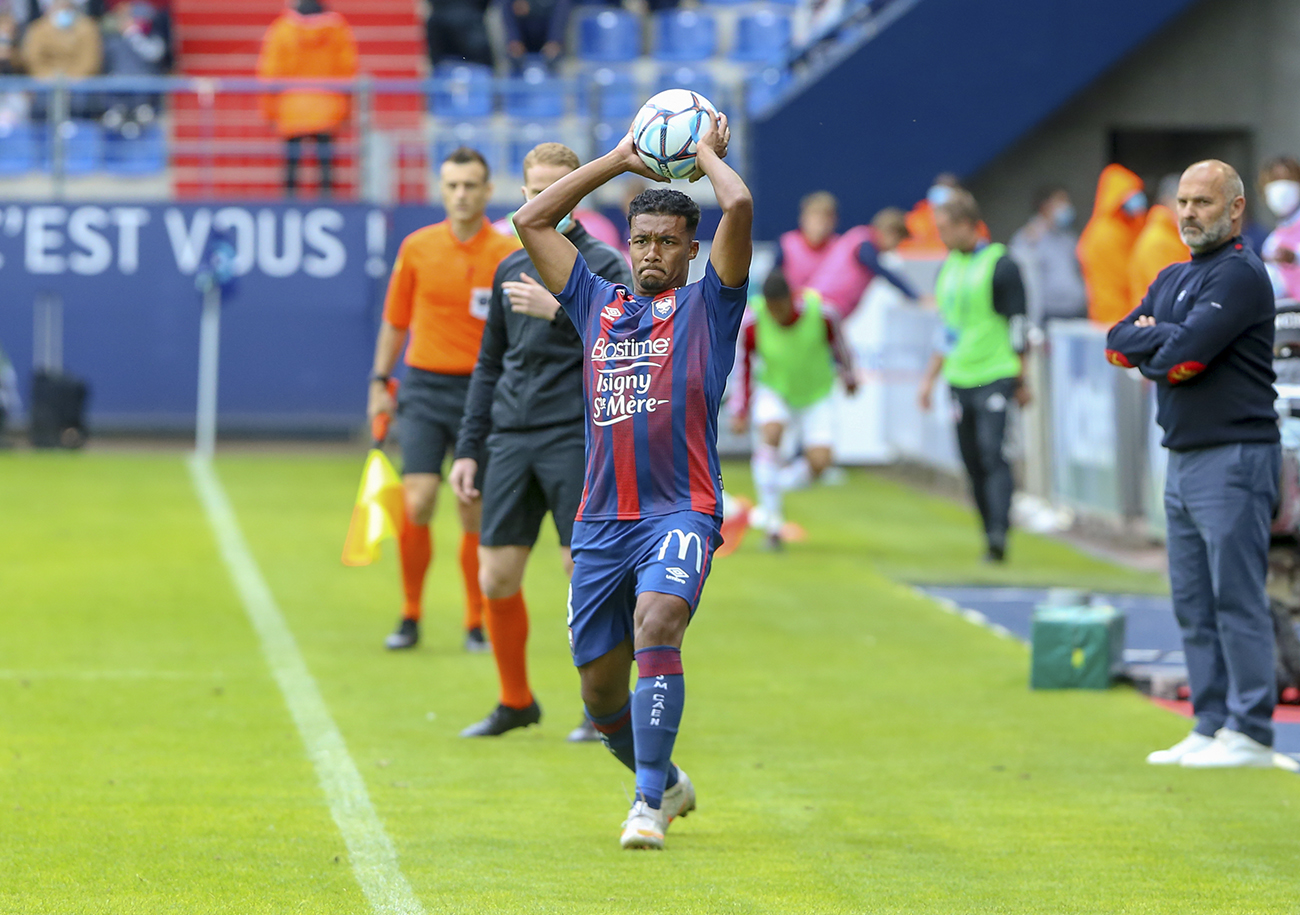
630, 89, 719, 181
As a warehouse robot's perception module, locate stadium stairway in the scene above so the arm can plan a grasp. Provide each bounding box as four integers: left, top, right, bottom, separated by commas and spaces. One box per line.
171, 0, 427, 200
749, 0, 1204, 237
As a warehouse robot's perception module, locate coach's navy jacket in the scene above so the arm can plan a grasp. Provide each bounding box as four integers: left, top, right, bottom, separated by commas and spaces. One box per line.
456, 221, 631, 463
1106, 235, 1278, 452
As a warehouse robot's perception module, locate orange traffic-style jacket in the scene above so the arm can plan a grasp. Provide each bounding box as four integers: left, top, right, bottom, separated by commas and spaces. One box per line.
1077, 163, 1147, 326
257, 9, 358, 138
1127, 204, 1188, 311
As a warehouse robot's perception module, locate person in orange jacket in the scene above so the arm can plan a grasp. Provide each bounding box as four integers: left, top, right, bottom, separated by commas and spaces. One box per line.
257, 0, 358, 197
1077, 163, 1148, 325
1127, 173, 1188, 310
898, 172, 990, 255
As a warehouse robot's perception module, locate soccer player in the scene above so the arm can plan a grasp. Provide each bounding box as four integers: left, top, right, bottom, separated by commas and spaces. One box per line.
732, 269, 857, 549
775, 191, 840, 290
805, 207, 920, 318
448, 143, 632, 739
368, 147, 520, 651
512, 114, 752, 849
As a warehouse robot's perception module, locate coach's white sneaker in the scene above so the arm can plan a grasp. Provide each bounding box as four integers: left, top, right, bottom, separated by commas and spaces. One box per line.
1146, 731, 1215, 765
660, 766, 696, 828
1180, 729, 1275, 768
620, 800, 666, 850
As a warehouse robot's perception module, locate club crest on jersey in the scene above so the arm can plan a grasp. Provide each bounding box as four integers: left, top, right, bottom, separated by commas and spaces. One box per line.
652, 294, 677, 320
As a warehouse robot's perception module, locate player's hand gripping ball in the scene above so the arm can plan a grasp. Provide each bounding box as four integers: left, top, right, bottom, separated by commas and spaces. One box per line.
631, 89, 720, 180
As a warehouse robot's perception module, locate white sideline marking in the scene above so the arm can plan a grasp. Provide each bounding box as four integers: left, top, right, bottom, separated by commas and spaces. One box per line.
187, 455, 423, 915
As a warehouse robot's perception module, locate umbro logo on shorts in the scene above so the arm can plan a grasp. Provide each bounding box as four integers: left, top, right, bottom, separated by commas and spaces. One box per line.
664, 567, 690, 584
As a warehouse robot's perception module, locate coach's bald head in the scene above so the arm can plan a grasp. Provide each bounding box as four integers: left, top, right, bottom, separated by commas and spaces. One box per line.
1177, 160, 1246, 254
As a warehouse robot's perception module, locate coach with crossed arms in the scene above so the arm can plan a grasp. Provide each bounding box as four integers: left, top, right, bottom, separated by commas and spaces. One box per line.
1107, 160, 1281, 768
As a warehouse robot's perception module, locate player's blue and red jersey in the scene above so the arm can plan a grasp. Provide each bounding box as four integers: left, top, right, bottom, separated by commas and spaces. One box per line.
557, 252, 748, 522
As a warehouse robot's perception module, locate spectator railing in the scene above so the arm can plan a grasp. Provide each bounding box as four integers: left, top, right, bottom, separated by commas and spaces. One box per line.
0, 74, 747, 203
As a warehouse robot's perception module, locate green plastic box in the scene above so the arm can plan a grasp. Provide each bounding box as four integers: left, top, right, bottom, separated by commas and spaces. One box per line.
1030, 604, 1126, 690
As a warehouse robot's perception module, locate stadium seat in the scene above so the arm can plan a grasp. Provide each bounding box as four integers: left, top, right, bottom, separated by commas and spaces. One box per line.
656, 65, 716, 103
652, 10, 718, 62
43, 120, 103, 174
578, 9, 641, 62
746, 67, 792, 116
103, 125, 167, 176
578, 66, 639, 121
591, 120, 622, 158
432, 121, 503, 176
731, 11, 792, 64
430, 63, 494, 119
504, 60, 566, 120
507, 121, 566, 177
0, 122, 38, 175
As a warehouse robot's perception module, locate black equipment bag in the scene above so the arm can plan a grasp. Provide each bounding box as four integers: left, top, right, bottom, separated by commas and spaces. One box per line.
30, 369, 88, 449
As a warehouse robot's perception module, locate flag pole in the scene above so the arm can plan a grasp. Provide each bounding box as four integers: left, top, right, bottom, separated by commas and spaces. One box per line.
195, 282, 221, 460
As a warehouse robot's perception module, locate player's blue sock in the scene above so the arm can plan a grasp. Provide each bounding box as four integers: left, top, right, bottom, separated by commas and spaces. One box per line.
587, 696, 636, 773
632, 645, 685, 810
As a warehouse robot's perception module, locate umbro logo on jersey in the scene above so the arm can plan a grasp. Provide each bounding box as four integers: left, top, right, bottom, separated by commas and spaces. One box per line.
653, 294, 677, 320
664, 567, 690, 584
602, 305, 622, 321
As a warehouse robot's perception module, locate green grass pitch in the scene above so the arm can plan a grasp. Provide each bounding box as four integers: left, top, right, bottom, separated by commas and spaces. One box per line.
3, 449, 1300, 913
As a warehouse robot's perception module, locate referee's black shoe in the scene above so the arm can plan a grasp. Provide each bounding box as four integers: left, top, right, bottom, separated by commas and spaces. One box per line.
460, 700, 542, 737
384, 618, 419, 650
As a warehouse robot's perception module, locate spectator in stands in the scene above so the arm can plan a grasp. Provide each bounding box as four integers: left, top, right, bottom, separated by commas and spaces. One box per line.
792, 0, 844, 55
918, 189, 1028, 564
425, 0, 492, 69
776, 190, 839, 291
1077, 162, 1146, 326
99, 0, 172, 139
0, 3, 30, 127
1127, 173, 1187, 310
500, 0, 570, 73
257, 0, 358, 198
1259, 156, 1300, 303
900, 172, 989, 255
22, 0, 102, 117
1008, 185, 1087, 328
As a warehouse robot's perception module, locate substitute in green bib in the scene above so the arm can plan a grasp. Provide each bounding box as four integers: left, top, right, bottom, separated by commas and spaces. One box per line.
918, 189, 1029, 562
732, 269, 857, 549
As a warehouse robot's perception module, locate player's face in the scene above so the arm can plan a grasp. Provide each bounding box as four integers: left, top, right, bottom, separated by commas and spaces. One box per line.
768, 294, 794, 322
935, 211, 978, 253
440, 161, 492, 225
800, 203, 837, 247
522, 162, 574, 202
628, 213, 698, 295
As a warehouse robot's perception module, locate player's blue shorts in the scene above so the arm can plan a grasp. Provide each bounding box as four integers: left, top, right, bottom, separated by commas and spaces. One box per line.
566, 510, 723, 667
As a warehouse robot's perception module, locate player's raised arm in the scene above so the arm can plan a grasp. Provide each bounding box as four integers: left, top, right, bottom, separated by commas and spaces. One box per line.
514, 142, 665, 293
694, 113, 753, 288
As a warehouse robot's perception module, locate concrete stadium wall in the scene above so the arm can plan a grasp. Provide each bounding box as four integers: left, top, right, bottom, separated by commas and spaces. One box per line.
969, 0, 1296, 240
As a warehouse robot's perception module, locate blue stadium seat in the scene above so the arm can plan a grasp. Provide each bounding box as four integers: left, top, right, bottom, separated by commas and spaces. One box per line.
103, 125, 167, 176
746, 67, 792, 116
591, 120, 623, 158
656, 65, 716, 103
652, 10, 718, 62
43, 120, 103, 174
507, 121, 566, 177
731, 11, 791, 64
504, 60, 566, 119
578, 9, 641, 62
0, 122, 38, 174
430, 63, 494, 119
432, 121, 503, 176
579, 66, 639, 120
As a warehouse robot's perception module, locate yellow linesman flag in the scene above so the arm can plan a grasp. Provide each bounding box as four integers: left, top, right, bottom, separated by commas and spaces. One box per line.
341, 447, 404, 566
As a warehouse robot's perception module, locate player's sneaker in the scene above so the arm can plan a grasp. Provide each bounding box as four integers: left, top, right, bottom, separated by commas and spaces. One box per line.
620, 800, 666, 850
384, 618, 419, 650
1146, 731, 1214, 765
567, 717, 601, 742
1179, 729, 1275, 768
660, 766, 696, 827
459, 700, 541, 737
464, 626, 490, 653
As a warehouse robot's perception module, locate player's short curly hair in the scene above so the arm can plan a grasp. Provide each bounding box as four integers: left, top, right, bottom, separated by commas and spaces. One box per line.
627, 188, 701, 233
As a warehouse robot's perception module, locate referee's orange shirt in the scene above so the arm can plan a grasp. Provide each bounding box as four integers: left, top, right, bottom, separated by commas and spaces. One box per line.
383, 218, 520, 376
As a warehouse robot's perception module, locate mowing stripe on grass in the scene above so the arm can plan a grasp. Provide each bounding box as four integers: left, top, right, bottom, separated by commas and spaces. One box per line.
187, 455, 424, 915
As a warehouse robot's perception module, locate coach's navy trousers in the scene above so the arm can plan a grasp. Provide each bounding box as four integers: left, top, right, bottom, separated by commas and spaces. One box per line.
1165, 441, 1280, 747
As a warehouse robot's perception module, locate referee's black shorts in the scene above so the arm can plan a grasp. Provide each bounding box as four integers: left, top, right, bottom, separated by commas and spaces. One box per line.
480, 421, 585, 548
397, 367, 471, 477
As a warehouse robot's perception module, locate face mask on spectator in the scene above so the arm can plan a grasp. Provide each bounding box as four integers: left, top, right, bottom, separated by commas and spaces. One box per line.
1052, 202, 1076, 229
1265, 180, 1300, 219
927, 185, 953, 208
53, 8, 75, 29
1122, 191, 1148, 218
